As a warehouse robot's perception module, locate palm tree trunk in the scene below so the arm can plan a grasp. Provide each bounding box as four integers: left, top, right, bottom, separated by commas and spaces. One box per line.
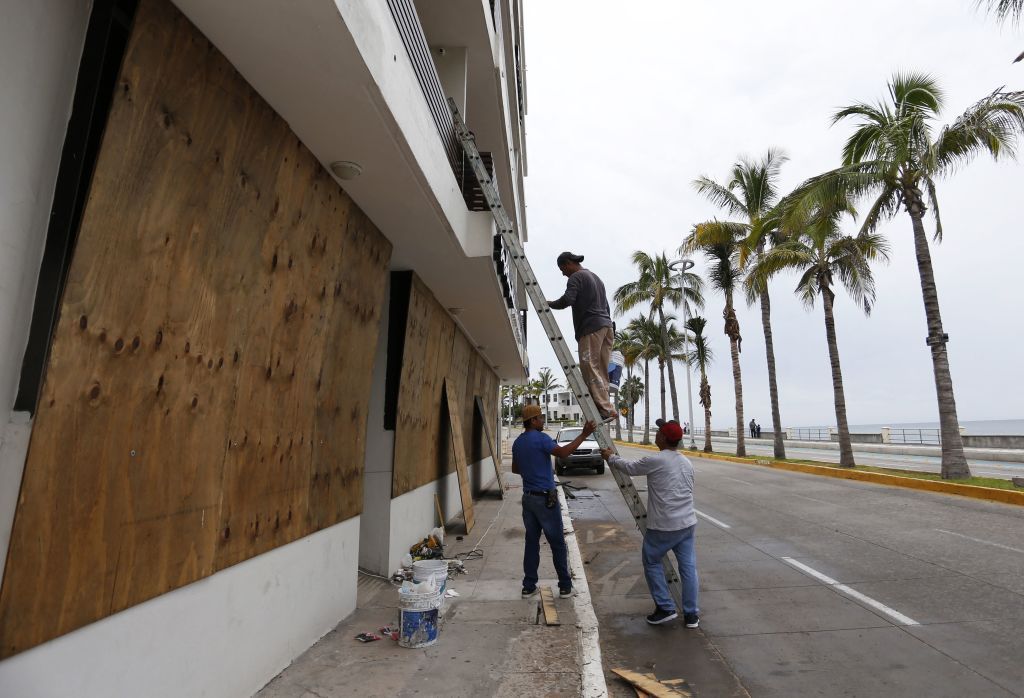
658, 308, 681, 421
643, 359, 651, 445
658, 358, 667, 421
906, 202, 971, 479
725, 293, 746, 457
822, 286, 855, 467
626, 365, 634, 443
759, 286, 786, 459
701, 372, 713, 453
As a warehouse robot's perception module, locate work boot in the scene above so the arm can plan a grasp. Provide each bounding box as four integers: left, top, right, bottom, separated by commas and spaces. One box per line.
646, 606, 678, 625
683, 612, 700, 628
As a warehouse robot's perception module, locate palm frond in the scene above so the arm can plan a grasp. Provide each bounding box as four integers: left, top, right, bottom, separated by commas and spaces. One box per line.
933, 88, 1024, 173
977, 0, 1024, 25
692, 177, 747, 217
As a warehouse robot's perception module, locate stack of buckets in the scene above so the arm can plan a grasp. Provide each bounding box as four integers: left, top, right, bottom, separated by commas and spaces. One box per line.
398, 560, 449, 648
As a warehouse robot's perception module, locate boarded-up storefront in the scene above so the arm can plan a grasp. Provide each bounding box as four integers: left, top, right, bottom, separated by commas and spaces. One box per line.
0, 0, 391, 658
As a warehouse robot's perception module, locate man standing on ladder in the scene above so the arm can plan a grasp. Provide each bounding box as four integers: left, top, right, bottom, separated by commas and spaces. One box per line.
548, 252, 617, 423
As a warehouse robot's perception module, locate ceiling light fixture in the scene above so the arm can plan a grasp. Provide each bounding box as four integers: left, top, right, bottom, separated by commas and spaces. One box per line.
330, 160, 362, 180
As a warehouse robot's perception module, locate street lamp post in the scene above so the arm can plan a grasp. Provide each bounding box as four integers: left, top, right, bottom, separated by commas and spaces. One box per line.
669, 259, 698, 449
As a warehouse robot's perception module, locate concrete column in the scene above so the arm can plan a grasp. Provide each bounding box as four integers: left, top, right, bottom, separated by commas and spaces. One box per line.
881, 427, 891, 444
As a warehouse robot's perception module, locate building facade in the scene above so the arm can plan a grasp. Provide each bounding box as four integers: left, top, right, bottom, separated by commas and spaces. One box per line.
0, 0, 529, 694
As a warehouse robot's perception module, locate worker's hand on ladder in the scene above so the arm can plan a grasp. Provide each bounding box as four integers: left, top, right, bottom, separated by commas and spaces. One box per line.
600, 448, 614, 461
581, 420, 596, 438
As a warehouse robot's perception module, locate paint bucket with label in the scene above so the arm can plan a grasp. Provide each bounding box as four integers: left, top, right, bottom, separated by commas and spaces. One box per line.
398, 585, 442, 648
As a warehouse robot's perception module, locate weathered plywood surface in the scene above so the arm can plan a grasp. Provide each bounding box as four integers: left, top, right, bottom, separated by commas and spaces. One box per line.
444, 379, 475, 532
0, 0, 390, 657
391, 276, 501, 498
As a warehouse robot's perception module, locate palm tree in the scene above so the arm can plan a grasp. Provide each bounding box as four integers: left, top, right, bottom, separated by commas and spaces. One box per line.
627, 316, 662, 445
614, 252, 704, 422
790, 74, 1024, 478
535, 367, 562, 421
681, 234, 747, 457
685, 316, 715, 453
619, 375, 645, 442
614, 329, 643, 442
750, 198, 891, 467
977, 0, 1024, 61
692, 150, 789, 459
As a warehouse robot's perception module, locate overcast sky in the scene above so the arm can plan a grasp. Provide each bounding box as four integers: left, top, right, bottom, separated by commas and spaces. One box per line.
520, 0, 1023, 429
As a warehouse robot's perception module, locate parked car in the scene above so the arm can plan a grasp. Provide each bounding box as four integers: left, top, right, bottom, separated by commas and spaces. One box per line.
554, 427, 604, 475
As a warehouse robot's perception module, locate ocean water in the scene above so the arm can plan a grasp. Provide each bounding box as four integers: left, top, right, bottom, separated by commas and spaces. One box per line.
800, 419, 1024, 435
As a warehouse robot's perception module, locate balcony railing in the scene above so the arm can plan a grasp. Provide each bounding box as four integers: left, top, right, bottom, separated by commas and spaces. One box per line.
388, 0, 496, 214
386, 0, 461, 180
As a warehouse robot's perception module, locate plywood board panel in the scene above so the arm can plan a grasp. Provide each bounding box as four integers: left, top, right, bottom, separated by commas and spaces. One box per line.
0, 0, 390, 657
475, 395, 504, 494
444, 379, 474, 532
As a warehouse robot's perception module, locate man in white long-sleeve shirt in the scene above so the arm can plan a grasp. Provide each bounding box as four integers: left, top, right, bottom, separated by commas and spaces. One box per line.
600, 419, 699, 627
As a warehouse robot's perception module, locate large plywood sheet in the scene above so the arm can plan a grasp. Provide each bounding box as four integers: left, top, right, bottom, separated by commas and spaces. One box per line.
444, 379, 474, 532
391, 276, 501, 498
0, 0, 390, 657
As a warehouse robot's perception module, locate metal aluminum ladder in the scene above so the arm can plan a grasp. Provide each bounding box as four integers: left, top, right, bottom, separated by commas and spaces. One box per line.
448, 99, 682, 607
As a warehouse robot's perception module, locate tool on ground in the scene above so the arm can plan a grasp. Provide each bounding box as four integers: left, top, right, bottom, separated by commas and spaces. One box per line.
450, 98, 683, 609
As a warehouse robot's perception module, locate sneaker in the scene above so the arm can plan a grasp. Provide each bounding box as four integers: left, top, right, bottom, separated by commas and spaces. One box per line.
600, 412, 618, 425
646, 606, 678, 625
559, 587, 573, 599
521, 587, 538, 598
683, 613, 700, 628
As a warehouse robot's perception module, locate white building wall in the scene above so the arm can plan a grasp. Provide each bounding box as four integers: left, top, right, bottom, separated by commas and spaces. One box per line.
359, 278, 394, 575
0, 517, 359, 698
387, 457, 496, 575
0, 0, 91, 600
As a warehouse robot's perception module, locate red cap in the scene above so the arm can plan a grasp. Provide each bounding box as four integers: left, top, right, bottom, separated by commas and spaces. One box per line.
656, 419, 683, 442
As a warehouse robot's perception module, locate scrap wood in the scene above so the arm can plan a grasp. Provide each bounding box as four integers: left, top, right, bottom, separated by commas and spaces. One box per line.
611, 668, 692, 698
539, 586, 560, 626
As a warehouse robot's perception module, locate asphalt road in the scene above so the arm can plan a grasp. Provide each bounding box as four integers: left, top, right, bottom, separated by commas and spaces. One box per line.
566, 444, 1024, 697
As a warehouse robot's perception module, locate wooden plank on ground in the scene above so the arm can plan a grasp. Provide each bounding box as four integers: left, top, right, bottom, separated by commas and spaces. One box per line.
611, 668, 692, 698
539, 586, 560, 626
444, 378, 475, 532
475, 395, 505, 495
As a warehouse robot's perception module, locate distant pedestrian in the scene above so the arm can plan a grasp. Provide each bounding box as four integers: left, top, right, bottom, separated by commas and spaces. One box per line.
548, 252, 616, 423
600, 419, 699, 627
609, 348, 625, 390
755, 422, 762, 438
512, 404, 596, 600
749, 418, 756, 438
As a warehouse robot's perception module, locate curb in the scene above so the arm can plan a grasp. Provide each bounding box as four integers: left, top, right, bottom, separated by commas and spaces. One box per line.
556, 478, 607, 698
613, 440, 1024, 507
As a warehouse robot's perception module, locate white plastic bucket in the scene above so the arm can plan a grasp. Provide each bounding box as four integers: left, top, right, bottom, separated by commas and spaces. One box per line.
412, 559, 448, 595
398, 586, 442, 648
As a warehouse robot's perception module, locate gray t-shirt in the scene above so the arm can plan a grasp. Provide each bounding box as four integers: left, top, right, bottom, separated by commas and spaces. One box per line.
549, 269, 613, 340
608, 450, 696, 531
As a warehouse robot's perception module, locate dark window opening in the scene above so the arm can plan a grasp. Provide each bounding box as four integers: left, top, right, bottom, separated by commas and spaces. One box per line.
383, 272, 413, 430
14, 0, 139, 414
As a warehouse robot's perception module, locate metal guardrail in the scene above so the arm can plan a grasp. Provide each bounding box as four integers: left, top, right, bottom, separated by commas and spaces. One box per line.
888, 428, 941, 445
790, 428, 832, 442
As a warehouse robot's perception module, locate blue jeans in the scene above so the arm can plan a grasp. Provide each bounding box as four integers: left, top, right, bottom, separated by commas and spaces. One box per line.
642, 525, 698, 614
522, 493, 572, 591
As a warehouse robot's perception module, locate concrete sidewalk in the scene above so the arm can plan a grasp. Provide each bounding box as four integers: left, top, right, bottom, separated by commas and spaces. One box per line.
256, 466, 590, 697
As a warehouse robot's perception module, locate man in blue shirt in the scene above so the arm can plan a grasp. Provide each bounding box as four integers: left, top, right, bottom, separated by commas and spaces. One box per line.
512, 404, 595, 598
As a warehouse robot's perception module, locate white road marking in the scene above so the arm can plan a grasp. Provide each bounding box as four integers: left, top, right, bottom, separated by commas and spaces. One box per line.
792, 494, 832, 505
694, 509, 731, 529
781, 557, 919, 626
935, 529, 1024, 555
722, 476, 754, 486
